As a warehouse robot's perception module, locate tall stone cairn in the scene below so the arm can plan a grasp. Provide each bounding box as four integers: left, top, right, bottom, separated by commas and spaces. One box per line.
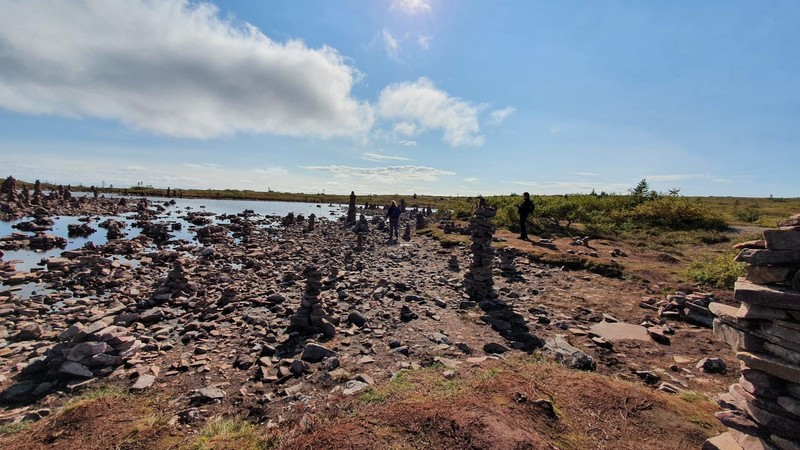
306, 213, 316, 232
32, 180, 43, 205
464, 199, 497, 301
416, 212, 427, 229
346, 191, 357, 226
402, 223, 411, 241
705, 213, 800, 450
1, 176, 17, 202
291, 265, 336, 337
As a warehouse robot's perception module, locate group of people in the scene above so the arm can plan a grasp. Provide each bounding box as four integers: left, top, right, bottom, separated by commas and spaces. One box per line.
381, 192, 535, 242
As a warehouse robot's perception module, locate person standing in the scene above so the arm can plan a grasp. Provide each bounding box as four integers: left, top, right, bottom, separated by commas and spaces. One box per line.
386, 200, 401, 240
517, 192, 534, 240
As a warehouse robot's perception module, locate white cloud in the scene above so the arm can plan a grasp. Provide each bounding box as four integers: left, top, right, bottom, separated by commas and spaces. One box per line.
302, 165, 455, 182
488, 107, 515, 126
393, 122, 419, 136
573, 172, 600, 177
0, 0, 373, 140
418, 35, 432, 50
255, 166, 289, 177
463, 177, 480, 183
382, 29, 401, 60
361, 152, 412, 162
378, 77, 485, 147
399, 140, 418, 147
391, 0, 432, 15
184, 162, 221, 170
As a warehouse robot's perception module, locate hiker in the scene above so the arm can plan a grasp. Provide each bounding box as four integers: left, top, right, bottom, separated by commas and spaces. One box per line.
517, 192, 534, 240
386, 200, 401, 240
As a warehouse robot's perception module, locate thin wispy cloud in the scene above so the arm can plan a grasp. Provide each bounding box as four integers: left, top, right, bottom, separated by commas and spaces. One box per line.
509, 180, 631, 194
464, 177, 480, 183
361, 152, 412, 162
382, 29, 401, 60
488, 107, 515, 126
391, 0, 432, 15
418, 35, 432, 50
302, 165, 455, 182
399, 140, 418, 147
0, 0, 373, 140
184, 162, 222, 170
574, 172, 600, 177
255, 167, 289, 177
378, 77, 485, 147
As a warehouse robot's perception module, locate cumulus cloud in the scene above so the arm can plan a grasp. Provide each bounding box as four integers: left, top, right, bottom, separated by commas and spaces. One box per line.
488, 107, 515, 126
382, 29, 401, 60
0, 0, 373, 139
302, 165, 454, 182
361, 152, 412, 162
378, 78, 485, 147
391, 0, 432, 15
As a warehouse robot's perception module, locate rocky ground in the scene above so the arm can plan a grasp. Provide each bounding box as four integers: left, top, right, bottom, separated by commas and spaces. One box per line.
0, 192, 742, 448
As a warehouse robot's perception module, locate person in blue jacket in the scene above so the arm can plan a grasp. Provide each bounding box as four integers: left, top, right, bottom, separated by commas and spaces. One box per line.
386, 200, 401, 239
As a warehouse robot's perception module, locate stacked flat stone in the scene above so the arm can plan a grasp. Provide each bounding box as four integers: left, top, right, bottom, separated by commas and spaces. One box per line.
464, 200, 497, 301
448, 254, 459, 271
705, 214, 800, 450
17, 318, 141, 388
282, 212, 295, 226
346, 191, 357, 225
416, 212, 427, 229
32, 180, 43, 205
402, 223, 411, 241
152, 259, 197, 303
1, 176, 17, 203
498, 248, 520, 278
306, 213, 316, 232
290, 265, 336, 337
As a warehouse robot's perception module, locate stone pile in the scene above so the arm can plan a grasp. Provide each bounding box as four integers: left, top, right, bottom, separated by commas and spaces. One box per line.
402, 223, 411, 241
306, 213, 316, 232
640, 291, 716, 328
346, 191, 357, 226
282, 212, 295, 226
151, 259, 198, 304
448, 254, 459, 271
464, 199, 497, 301
290, 265, 336, 337
67, 223, 96, 238
99, 218, 126, 240
705, 214, 800, 450
9, 319, 141, 399
1, 176, 18, 203
195, 225, 229, 245
139, 222, 171, 244
416, 213, 427, 229
498, 248, 524, 281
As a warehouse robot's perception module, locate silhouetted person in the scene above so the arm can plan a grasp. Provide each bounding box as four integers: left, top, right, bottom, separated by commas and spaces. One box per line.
517, 192, 534, 240
386, 200, 401, 240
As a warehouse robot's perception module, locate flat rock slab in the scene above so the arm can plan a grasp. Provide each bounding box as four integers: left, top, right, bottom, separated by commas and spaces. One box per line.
735, 248, 800, 265
589, 321, 650, 342
734, 279, 800, 311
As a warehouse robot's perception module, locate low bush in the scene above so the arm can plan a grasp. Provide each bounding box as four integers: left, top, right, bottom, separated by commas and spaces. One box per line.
687, 252, 745, 288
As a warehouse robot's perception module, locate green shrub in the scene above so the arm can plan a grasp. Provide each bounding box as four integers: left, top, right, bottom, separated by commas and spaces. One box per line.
687, 252, 745, 288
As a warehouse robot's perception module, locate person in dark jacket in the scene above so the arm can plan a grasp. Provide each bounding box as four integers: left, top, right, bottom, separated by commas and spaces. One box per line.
386, 200, 401, 239
517, 192, 534, 240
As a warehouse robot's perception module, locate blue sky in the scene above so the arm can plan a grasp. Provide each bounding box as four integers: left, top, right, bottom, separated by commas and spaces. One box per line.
1, 0, 798, 196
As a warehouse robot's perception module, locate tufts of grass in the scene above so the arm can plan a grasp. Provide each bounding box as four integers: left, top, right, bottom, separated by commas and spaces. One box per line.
0, 420, 32, 435
679, 391, 708, 403
360, 388, 386, 404
61, 386, 130, 414
190, 416, 274, 450
416, 227, 468, 248
686, 251, 745, 289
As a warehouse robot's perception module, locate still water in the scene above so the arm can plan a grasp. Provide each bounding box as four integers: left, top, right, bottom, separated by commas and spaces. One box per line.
1, 197, 346, 285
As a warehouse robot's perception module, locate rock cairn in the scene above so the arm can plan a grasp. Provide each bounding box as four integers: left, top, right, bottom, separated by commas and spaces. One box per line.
1, 176, 17, 203
306, 213, 316, 232
346, 191, 357, 226
290, 265, 336, 337
151, 259, 197, 304
705, 214, 800, 450
402, 223, 411, 241
416, 212, 427, 230
498, 247, 523, 281
448, 254, 460, 271
282, 212, 295, 226
639, 291, 716, 328
355, 214, 369, 250
32, 180, 43, 205
99, 219, 126, 240
9, 319, 141, 399
464, 199, 497, 301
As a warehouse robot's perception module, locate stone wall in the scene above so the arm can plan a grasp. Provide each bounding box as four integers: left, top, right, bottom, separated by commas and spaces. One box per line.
705, 214, 800, 450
